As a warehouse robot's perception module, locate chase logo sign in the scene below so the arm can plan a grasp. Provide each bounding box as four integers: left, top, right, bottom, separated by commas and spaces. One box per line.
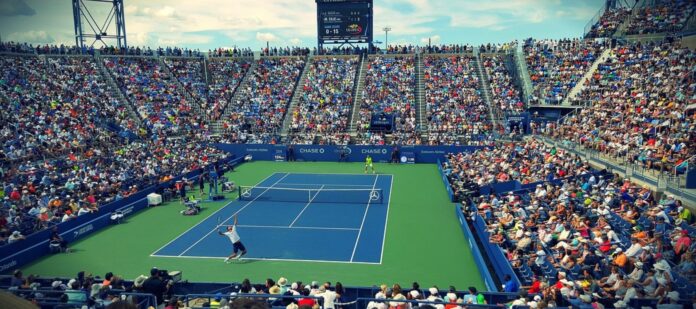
299, 148, 325, 154
400, 156, 407, 163
361, 148, 388, 154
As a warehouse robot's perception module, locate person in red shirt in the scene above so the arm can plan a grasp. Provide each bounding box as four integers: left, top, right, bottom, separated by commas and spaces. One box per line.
527, 276, 541, 294
297, 288, 316, 307
9, 188, 20, 201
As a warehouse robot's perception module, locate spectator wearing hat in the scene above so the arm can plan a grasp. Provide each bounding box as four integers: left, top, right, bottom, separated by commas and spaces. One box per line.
316, 284, 337, 309
8, 230, 25, 244
676, 205, 693, 224
278, 277, 288, 294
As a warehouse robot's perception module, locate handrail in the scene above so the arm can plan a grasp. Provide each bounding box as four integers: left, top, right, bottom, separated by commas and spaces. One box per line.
674, 154, 696, 175
183, 293, 324, 308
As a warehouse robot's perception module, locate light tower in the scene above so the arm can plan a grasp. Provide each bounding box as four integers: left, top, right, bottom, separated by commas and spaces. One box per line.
72, 0, 127, 53
382, 26, 391, 51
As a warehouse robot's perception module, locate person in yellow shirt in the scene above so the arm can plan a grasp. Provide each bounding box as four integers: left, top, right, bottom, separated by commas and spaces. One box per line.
365, 155, 375, 174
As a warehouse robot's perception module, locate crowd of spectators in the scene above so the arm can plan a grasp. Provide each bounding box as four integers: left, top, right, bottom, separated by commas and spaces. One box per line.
525, 38, 607, 104
208, 47, 254, 58
104, 57, 202, 136
288, 57, 358, 144
444, 138, 590, 194
482, 55, 525, 114
205, 58, 251, 120
357, 56, 416, 143
548, 40, 694, 174
625, 0, 696, 35
586, 8, 632, 38
424, 55, 492, 143
164, 58, 208, 106
221, 57, 305, 144
261, 46, 311, 57
0, 136, 227, 245
466, 171, 695, 307
0, 55, 138, 163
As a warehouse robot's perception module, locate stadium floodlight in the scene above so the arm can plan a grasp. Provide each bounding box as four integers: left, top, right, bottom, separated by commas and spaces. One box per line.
382, 27, 391, 51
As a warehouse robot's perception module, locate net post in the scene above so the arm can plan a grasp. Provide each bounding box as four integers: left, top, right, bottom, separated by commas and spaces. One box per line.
238, 186, 242, 199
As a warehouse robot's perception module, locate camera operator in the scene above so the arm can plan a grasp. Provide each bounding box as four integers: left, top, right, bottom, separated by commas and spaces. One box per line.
141, 268, 172, 307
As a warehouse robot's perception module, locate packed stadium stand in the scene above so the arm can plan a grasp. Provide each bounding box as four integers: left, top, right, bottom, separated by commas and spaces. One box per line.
287, 56, 359, 145
423, 55, 493, 145
1, 0, 696, 308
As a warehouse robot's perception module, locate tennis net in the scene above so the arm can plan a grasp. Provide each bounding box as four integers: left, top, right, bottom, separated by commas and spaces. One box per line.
238, 186, 383, 204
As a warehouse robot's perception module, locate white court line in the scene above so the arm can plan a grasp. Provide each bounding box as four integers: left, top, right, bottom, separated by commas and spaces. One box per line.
288, 185, 325, 227
279, 172, 394, 176
349, 174, 379, 262
379, 175, 394, 264
176, 173, 290, 256
274, 183, 376, 187
235, 224, 359, 231
149, 173, 278, 256
149, 254, 381, 265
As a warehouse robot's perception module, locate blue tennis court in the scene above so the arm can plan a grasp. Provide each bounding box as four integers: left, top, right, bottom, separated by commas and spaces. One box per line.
151, 172, 392, 264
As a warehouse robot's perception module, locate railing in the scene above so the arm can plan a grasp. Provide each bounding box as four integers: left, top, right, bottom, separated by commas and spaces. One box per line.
183, 293, 324, 308
537, 135, 696, 206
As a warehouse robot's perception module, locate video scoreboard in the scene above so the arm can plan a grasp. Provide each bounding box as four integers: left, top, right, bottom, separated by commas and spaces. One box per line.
316, 0, 373, 46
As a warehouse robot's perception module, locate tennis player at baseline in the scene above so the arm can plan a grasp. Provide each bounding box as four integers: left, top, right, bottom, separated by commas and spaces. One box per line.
218, 215, 247, 263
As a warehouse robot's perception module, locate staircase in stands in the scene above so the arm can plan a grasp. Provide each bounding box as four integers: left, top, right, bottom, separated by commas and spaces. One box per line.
474, 50, 499, 128
159, 58, 207, 121
349, 54, 368, 133
95, 55, 145, 128
561, 48, 612, 106
415, 53, 428, 136
212, 59, 258, 134
280, 55, 313, 137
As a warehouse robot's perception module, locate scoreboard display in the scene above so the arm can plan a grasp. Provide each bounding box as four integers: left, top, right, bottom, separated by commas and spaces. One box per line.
316, 0, 373, 43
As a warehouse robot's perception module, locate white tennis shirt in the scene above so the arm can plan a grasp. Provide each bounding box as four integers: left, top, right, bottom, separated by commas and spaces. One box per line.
224, 226, 241, 243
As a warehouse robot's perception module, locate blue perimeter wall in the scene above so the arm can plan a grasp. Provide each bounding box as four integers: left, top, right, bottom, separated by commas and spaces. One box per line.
0, 156, 244, 273
213, 144, 484, 163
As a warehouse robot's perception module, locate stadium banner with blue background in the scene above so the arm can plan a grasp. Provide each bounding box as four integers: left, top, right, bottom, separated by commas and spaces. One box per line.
0, 156, 244, 272
214, 144, 483, 163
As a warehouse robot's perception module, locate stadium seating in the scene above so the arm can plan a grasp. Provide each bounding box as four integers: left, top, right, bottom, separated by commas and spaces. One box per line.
424, 55, 493, 145
0, 55, 136, 163
103, 57, 203, 136
443, 138, 590, 191
548, 40, 695, 174
288, 56, 358, 144
220, 57, 305, 144
357, 56, 417, 144
524, 39, 607, 105
481, 55, 525, 114
205, 58, 252, 120
585, 8, 631, 38
625, 0, 696, 35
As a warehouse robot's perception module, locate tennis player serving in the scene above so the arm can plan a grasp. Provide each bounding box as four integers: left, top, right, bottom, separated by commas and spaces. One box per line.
218, 215, 247, 263
365, 155, 375, 174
